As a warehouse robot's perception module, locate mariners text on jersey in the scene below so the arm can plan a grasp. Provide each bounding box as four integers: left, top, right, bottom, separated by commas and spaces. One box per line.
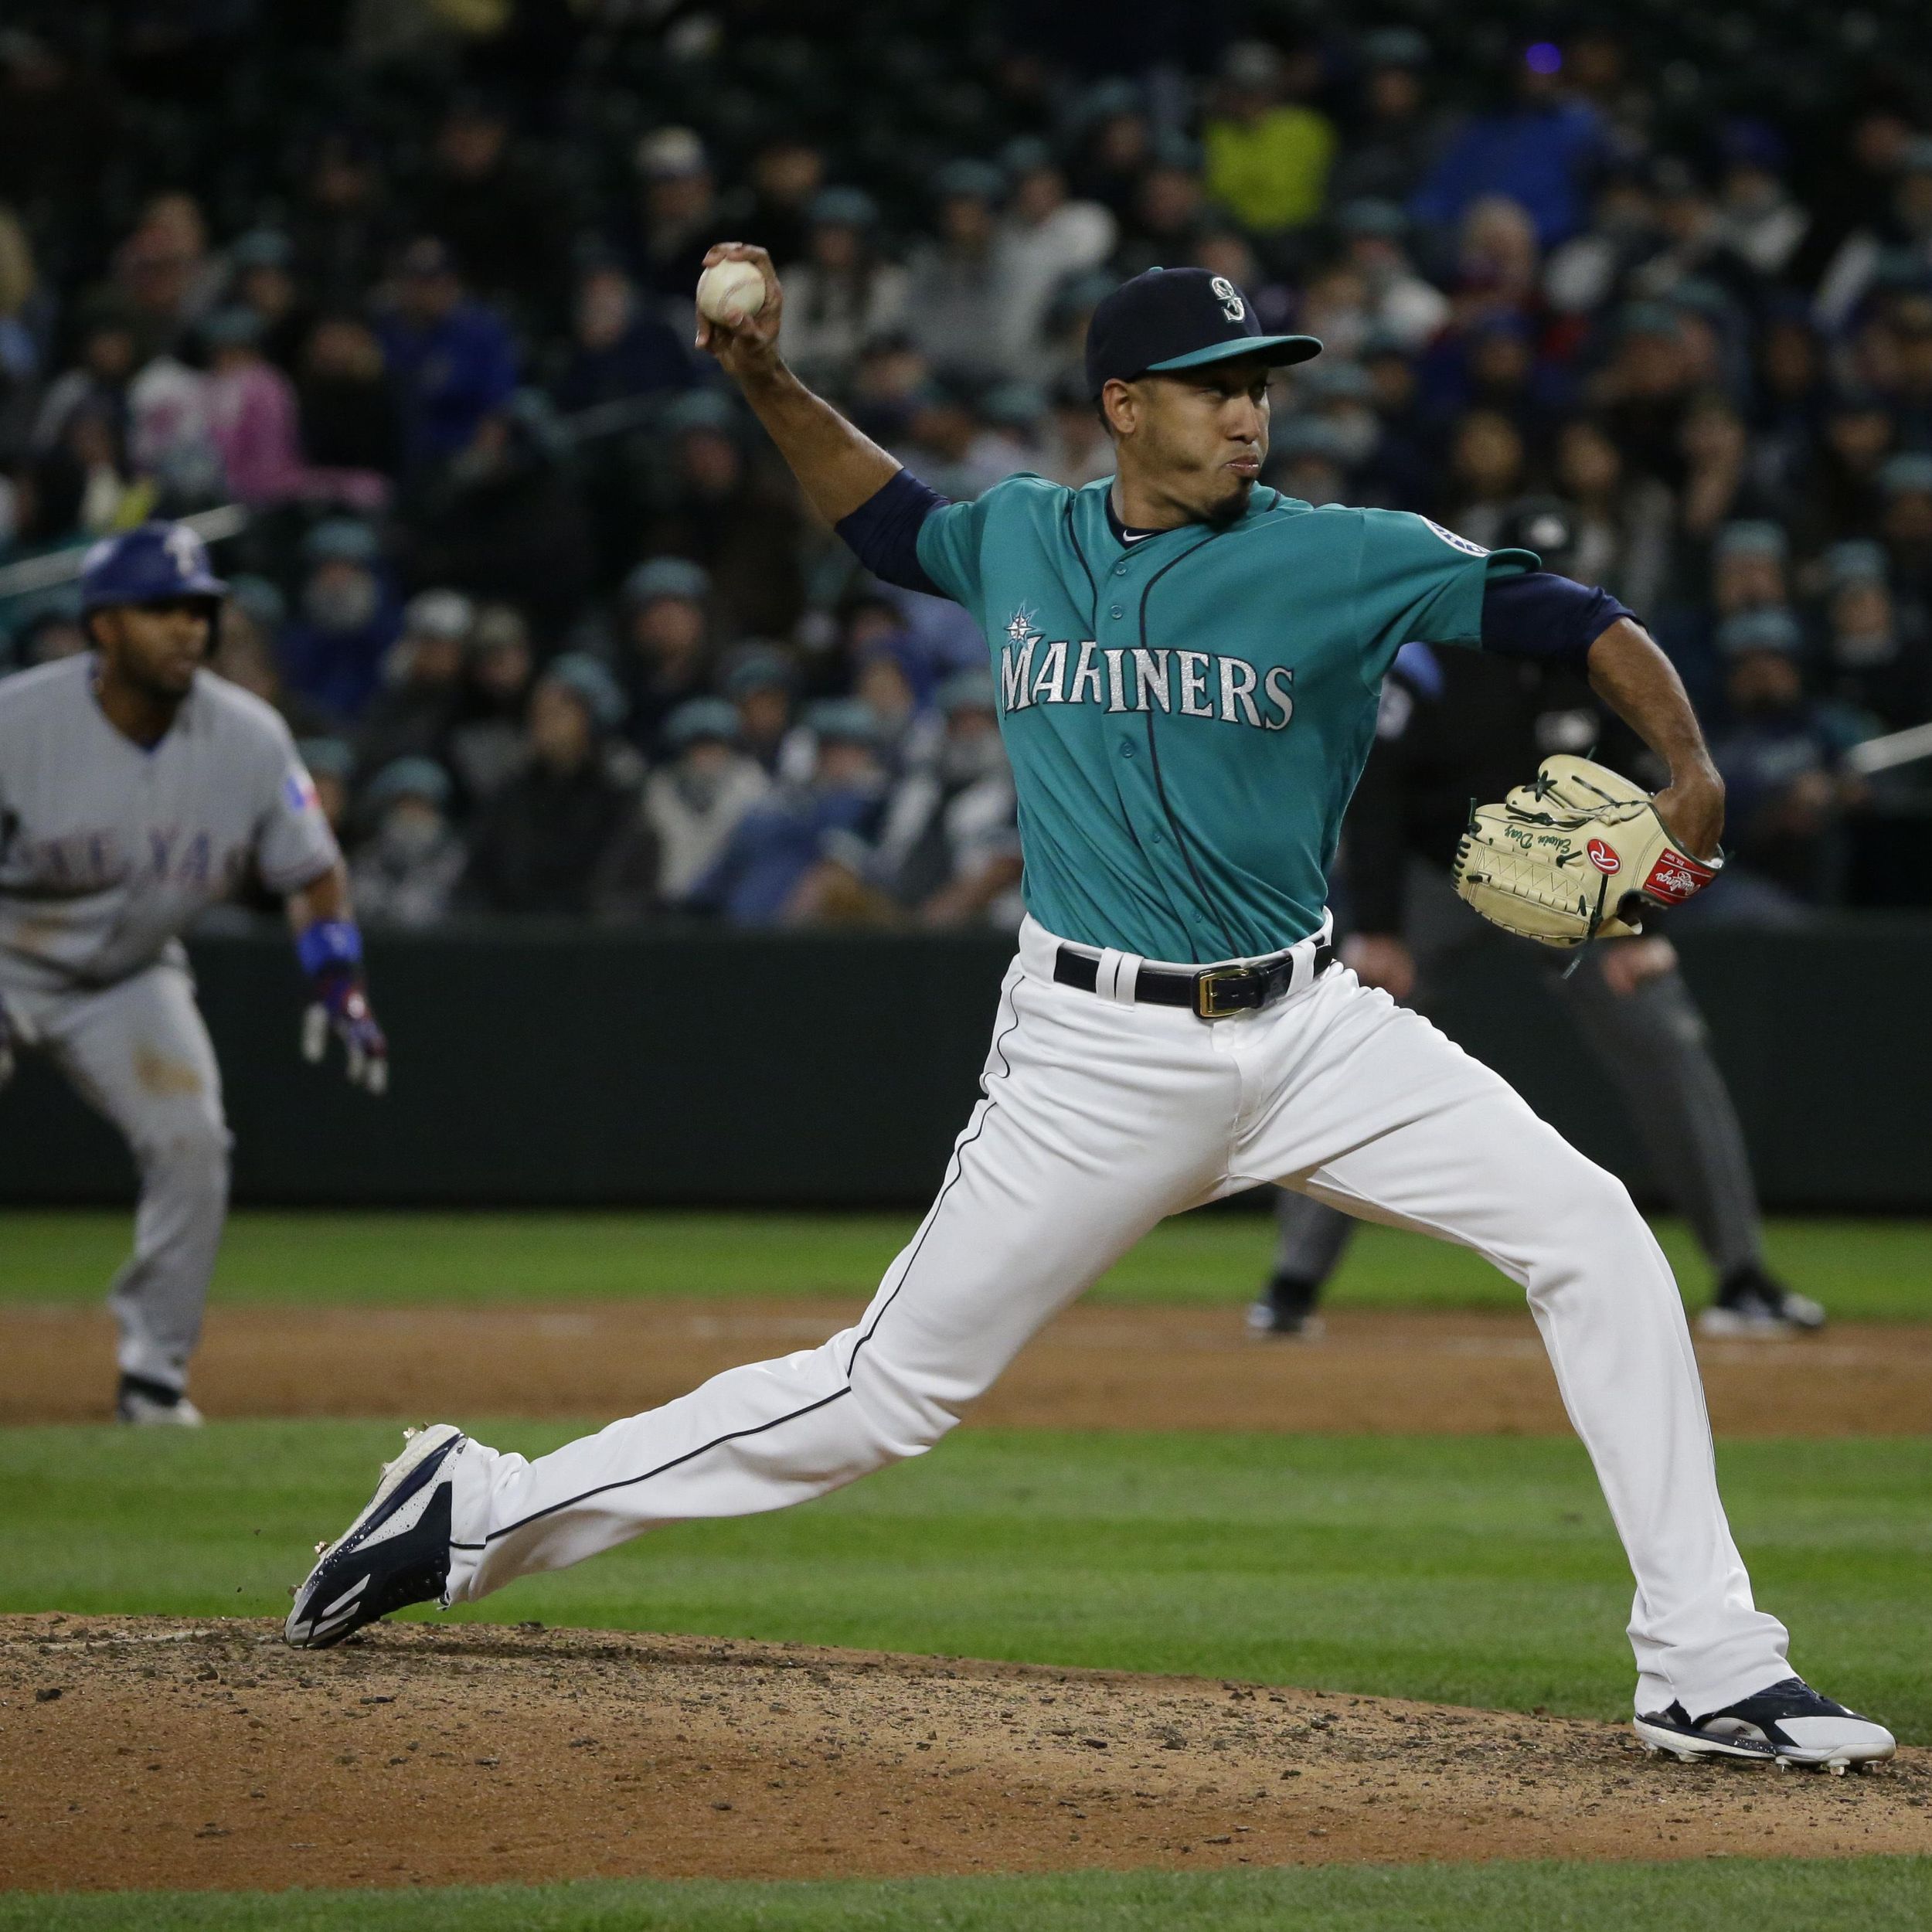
916, 474, 1536, 964
998, 617, 1298, 733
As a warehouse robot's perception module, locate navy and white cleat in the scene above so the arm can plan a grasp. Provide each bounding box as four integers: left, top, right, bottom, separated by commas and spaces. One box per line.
285, 1423, 466, 1649
1635, 1676, 1895, 1774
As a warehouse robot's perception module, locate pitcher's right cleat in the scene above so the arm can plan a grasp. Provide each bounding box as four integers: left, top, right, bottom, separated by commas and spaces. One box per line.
1635, 1676, 1895, 1774
285, 1423, 466, 1649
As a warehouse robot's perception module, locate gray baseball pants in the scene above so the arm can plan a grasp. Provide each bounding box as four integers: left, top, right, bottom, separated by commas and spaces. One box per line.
3, 961, 230, 1393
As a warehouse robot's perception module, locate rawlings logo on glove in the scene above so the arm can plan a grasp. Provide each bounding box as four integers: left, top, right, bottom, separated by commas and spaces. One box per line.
1451, 754, 1721, 949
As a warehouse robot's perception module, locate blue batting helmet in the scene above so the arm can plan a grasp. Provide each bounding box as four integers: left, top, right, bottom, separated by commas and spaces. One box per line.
79, 522, 229, 616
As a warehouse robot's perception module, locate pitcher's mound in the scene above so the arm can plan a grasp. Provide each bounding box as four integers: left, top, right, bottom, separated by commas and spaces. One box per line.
2, 1615, 1925, 1893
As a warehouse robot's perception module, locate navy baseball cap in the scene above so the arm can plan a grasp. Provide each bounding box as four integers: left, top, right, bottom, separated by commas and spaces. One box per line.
1085, 267, 1321, 400
79, 521, 228, 614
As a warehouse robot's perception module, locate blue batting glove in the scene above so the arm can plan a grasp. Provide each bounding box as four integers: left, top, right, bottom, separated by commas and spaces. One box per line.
296, 920, 389, 1094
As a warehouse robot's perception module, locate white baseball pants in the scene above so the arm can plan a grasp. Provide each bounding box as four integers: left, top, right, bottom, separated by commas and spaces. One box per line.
445, 918, 1791, 1718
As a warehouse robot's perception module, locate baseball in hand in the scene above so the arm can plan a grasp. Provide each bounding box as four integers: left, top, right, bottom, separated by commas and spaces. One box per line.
696, 260, 767, 324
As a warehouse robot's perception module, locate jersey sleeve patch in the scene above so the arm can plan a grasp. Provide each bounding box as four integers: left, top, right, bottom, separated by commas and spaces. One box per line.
1419, 518, 1490, 558
259, 753, 341, 891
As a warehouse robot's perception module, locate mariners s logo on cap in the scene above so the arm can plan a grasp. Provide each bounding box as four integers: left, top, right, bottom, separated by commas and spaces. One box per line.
1084, 266, 1321, 397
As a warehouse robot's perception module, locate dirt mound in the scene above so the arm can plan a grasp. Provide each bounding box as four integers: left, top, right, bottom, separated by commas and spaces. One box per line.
2, 1615, 1924, 1894
6, 1303, 1929, 1434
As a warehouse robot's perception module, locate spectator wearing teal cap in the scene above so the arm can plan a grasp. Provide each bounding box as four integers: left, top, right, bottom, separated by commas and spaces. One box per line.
354, 588, 474, 783
619, 554, 713, 757
461, 652, 654, 920
1712, 519, 1791, 622
997, 141, 1117, 377
226, 227, 308, 372
722, 643, 801, 777
212, 577, 342, 742
637, 393, 808, 640
1703, 608, 1873, 920
688, 699, 891, 927
446, 603, 536, 808
778, 188, 910, 396
350, 756, 466, 930
278, 517, 401, 719
876, 668, 1021, 930
1821, 560, 1931, 732
904, 159, 1033, 386
646, 697, 771, 903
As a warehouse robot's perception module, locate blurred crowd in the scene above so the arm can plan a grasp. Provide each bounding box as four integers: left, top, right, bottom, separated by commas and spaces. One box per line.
2, 0, 1931, 924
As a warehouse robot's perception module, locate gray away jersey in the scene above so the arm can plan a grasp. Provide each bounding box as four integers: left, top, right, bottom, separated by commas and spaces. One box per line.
0, 655, 340, 992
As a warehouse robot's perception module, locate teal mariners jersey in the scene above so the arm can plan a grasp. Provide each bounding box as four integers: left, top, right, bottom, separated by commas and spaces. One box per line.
916, 474, 1536, 964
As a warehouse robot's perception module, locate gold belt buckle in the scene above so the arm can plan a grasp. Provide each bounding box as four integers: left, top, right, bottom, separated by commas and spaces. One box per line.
1194, 966, 1247, 1019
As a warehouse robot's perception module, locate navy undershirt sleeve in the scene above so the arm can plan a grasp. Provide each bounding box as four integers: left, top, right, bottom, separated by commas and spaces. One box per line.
834, 468, 950, 597
1479, 571, 1635, 664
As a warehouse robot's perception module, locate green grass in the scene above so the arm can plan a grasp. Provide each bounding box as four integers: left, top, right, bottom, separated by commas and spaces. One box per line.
5, 1208, 1930, 1321
3, 1423, 1923, 1739
5, 1860, 1930, 1931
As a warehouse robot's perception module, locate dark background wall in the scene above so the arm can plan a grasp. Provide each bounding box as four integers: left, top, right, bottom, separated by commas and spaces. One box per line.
3, 920, 1928, 1212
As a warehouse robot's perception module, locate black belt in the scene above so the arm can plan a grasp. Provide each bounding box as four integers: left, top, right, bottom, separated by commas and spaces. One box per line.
1054, 939, 1336, 1019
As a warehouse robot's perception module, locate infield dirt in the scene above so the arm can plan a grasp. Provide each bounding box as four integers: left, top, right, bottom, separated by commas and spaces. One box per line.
3, 1616, 1927, 1894
5, 1301, 1929, 1433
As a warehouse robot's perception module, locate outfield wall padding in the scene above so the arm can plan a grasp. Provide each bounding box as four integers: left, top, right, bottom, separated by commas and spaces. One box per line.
2, 918, 1927, 1211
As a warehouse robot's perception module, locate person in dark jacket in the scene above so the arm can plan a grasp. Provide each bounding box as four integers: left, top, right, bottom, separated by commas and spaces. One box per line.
635, 389, 808, 639
1704, 608, 1873, 913
297, 314, 403, 478
461, 654, 654, 920
616, 555, 714, 757
352, 589, 473, 781
550, 262, 696, 414
415, 97, 569, 336
404, 392, 594, 645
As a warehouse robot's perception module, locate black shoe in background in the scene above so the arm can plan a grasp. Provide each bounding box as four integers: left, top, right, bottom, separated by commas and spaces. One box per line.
1247, 1272, 1326, 1338
1696, 1264, 1826, 1338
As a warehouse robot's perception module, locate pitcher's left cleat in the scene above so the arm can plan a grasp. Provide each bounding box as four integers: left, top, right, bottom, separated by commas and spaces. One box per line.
1635, 1676, 1895, 1774
285, 1423, 466, 1649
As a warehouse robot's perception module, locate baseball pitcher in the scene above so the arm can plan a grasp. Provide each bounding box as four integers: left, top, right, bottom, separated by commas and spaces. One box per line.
0, 522, 388, 1423
289, 260, 1891, 1771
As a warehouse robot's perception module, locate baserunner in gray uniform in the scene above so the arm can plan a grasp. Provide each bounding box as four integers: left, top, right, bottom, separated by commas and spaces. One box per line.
0, 521, 389, 1423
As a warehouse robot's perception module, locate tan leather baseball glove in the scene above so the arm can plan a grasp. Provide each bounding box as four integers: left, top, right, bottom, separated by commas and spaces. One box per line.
1451, 754, 1722, 948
